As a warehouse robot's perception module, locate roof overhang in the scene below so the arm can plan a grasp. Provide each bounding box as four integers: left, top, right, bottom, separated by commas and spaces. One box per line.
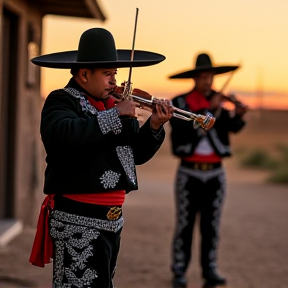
31, 0, 106, 21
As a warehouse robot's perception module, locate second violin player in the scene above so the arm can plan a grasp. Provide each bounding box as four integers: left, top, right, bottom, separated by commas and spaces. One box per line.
168, 53, 247, 288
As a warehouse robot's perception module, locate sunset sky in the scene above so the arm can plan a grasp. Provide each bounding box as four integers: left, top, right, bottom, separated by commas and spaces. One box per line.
41, 0, 288, 109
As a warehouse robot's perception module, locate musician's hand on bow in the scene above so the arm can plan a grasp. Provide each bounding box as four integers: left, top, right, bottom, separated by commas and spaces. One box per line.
235, 102, 248, 117
115, 99, 138, 118
150, 100, 174, 130
209, 93, 222, 110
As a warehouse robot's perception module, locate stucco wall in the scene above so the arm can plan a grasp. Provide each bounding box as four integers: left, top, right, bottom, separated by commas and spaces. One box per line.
1, 0, 46, 226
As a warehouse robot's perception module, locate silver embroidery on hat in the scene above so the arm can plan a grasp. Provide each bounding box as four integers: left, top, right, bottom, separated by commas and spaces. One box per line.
100, 170, 121, 189
116, 146, 136, 185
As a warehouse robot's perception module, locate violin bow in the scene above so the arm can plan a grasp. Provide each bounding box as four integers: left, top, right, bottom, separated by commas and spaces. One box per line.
123, 8, 139, 100
218, 59, 242, 94
215, 60, 244, 107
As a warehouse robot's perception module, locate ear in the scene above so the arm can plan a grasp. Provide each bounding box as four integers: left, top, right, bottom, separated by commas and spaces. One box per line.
78, 69, 88, 82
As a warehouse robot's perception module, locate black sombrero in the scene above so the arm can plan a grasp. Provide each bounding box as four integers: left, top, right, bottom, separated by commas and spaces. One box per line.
168, 53, 239, 79
31, 28, 165, 69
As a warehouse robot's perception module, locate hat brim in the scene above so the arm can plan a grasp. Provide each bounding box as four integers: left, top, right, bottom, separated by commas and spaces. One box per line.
31, 50, 165, 69
169, 65, 239, 79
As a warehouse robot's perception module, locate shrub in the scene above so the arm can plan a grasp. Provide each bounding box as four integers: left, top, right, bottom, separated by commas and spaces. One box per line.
239, 145, 288, 184
240, 149, 276, 169
267, 145, 288, 184
268, 167, 288, 184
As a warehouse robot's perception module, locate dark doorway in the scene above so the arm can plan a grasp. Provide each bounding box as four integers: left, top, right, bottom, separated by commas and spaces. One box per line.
0, 8, 19, 218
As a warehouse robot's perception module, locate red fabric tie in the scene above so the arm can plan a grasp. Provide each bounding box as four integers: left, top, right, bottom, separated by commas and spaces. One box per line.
29, 195, 54, 267
186, 90, 210, 112
29, 95, 116, 267
86, 95, 115, 111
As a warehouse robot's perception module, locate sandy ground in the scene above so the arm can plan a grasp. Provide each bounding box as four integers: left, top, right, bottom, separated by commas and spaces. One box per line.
0, 109, 287, 288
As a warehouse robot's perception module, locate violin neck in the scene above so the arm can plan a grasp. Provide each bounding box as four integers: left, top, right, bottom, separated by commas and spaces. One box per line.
222, 95, 241, 105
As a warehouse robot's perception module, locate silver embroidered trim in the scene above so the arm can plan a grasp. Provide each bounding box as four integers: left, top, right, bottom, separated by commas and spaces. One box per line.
179, 166, 225, 183
100, 170, 121, 189
175, 143, 193, 154
51, 209, 124, 232
64, 87, 122, 135
172, 169, 226, 272
208, 128, 231, 155
116, 146, 136, 185
173, 170, 190, 271
96, 108, 122, 135
63, 87, 98, 115
50, 213, 101, 287
65, 268, 98, 287
207, 173, 226, 269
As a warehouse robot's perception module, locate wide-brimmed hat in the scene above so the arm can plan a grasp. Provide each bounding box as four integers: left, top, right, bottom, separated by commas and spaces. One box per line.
31, 28, 165, 69
168, 53, 239, 79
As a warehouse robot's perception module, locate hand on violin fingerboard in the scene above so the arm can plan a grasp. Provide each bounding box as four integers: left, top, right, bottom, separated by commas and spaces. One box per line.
115, 99, 138, 118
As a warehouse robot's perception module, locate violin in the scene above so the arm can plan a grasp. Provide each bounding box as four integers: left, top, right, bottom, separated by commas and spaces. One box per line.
221, 93, 245, 107
110, 84, 216, 130
208, 90, 248, 115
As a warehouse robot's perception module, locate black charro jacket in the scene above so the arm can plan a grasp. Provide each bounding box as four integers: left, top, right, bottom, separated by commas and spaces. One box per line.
41, 78, 165, 195
169, 90, 246, 159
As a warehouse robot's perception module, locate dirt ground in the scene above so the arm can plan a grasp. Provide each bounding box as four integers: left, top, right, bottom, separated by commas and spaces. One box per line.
0, 109, 288, 288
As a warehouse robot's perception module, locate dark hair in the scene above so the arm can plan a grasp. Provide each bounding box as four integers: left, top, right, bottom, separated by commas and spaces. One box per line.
70, 68, 80, 76
70, 68, 95, 76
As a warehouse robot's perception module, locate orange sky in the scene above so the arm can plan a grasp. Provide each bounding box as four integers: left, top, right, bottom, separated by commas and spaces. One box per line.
41, 0, 288, 109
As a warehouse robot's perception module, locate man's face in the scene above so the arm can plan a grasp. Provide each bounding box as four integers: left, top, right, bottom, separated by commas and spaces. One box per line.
194, 71, 215, 95
83, 68, 117, 99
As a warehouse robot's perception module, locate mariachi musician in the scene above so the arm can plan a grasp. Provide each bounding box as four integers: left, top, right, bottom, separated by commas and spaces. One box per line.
168, 53, 248, 288
29, 27, 174, 288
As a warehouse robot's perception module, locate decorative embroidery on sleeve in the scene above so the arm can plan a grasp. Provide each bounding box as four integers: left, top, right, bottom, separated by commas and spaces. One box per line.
116, 146, 136, 185
63, 88, 98, 115
96, 109, 122, 135
63, 87, 122, 134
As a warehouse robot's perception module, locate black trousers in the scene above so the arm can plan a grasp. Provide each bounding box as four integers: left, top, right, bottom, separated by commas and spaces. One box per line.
171, 166, 226, 276
50, 196, 123, 288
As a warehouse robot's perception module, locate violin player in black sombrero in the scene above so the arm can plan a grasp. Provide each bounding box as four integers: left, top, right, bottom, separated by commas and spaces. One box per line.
29, 27, 174, 288
168, 53, 248, 288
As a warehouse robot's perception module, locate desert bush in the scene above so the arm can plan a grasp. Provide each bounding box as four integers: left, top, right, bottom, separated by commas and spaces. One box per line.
268, 166, 288, 184
267, 144, 288, 184
239, 145, 288, 184
240, 149, 276, 169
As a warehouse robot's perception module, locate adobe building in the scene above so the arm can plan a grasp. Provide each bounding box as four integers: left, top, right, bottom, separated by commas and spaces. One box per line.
0, 0, 106, 245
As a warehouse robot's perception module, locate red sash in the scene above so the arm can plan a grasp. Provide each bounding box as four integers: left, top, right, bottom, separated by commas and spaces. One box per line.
29, 95, 121, 267
29, 195, 54, 267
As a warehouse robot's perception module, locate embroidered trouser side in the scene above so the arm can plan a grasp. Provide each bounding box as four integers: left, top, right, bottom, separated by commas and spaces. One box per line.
50, 196, 123, 288
171, 166, 226, 275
